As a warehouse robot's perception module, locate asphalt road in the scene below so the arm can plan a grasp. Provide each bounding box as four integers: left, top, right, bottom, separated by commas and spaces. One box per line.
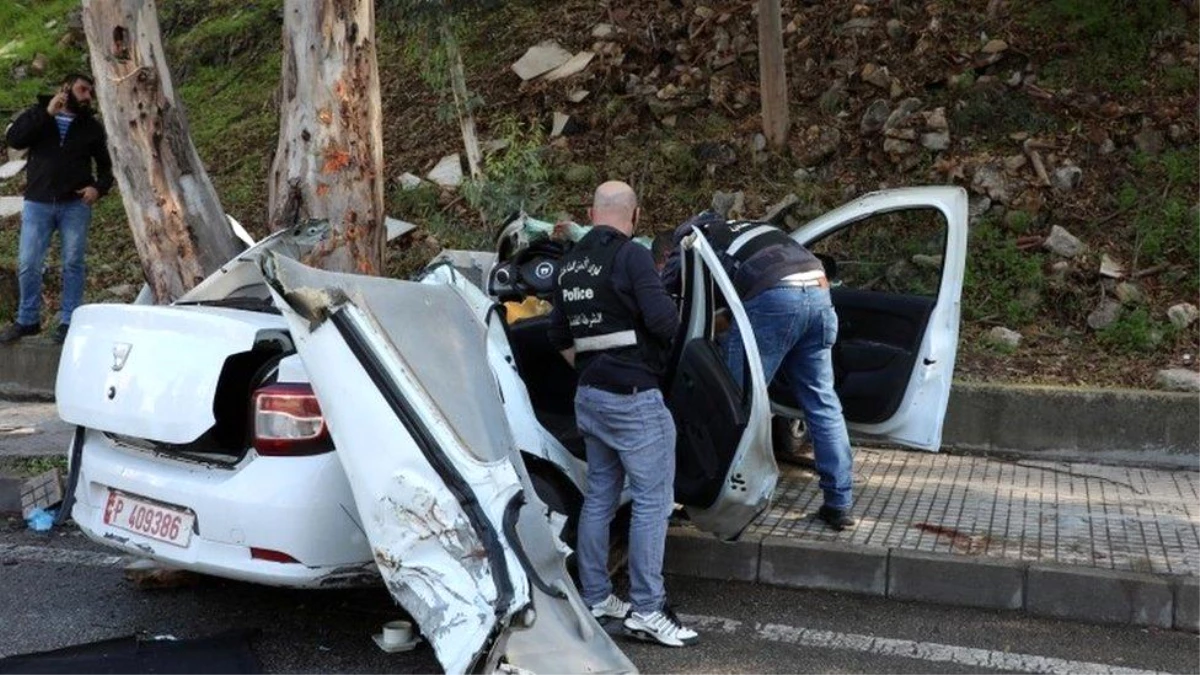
1, 519, 1196, 674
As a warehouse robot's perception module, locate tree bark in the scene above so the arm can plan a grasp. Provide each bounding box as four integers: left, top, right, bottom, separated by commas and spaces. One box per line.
269, 0, 385, 275
81, 0, 243, 303
756, 0, 790, 150
441, 20, 482, 181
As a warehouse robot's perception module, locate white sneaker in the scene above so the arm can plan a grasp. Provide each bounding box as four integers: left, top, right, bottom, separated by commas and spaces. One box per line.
623, 606, 699, 647
590, 594, 631, 620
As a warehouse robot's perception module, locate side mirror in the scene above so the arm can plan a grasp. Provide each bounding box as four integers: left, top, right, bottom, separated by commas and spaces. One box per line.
815, 253, 838, 281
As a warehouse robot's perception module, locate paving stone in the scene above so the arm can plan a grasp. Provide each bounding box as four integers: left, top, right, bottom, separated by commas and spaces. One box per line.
748, 450, 1200, 579
1175, 577, 1199, 632
889, 549, 1024, 609
1027, 563, 1173, 627
759, 537, 887, 595
664, 527, 760, 581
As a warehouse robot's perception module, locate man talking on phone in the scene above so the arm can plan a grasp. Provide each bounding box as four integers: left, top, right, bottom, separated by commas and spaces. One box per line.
1, 73, 113, 345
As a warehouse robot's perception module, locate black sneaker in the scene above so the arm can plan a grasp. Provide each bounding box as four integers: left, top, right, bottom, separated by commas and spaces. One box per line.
0, 322, 39, 345
53, 324, 70, 344
817, 505, 857, 531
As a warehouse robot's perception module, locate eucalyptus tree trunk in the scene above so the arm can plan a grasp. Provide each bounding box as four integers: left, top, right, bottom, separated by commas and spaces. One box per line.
269, 0, 385, 275
81, 0, 242, 303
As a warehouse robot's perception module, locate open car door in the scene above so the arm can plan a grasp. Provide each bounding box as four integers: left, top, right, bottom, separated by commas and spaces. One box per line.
779, 186, 969, 450
666, 234, 776, 541
260, 254, 633, 675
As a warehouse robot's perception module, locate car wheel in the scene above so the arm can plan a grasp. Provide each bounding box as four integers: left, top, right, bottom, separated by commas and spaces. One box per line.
772, 416, 815, 469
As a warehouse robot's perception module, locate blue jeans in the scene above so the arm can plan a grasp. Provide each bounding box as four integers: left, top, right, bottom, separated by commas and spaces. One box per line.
724, 286, 853, 510
17, 199, 91, 327
574, 385, 676, 614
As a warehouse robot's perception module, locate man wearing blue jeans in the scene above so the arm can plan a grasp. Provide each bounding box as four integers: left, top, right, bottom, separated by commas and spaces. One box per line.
662, 211, 855, 530
547, 181, 698, 647
1, 73, 112, 344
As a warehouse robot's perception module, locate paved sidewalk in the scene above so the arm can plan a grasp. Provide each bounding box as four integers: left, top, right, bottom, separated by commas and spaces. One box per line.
756, 448, 1198, 576
666, 447, 1200, 632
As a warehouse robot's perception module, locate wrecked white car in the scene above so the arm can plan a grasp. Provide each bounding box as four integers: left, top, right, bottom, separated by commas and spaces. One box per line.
54, 186, 968, 673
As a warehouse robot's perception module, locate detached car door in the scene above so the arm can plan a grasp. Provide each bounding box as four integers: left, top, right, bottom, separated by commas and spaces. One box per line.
666, 234, 775, 541
781, 186, 969, 450
260, 254, 633, 675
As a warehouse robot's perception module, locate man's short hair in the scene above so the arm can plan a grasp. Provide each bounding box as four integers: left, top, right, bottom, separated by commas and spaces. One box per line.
62, 73, 95, 88
652, 233, 674, 267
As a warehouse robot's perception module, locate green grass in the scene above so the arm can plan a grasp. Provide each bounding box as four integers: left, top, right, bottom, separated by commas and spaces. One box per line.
0, 0, 84, 114
1025, 0, 1188, 91
963, 216, 1045, 326
1099, 307, 1172, 354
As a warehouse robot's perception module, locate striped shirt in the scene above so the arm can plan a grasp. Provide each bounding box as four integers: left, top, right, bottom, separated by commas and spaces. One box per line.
55, 113, 75, 145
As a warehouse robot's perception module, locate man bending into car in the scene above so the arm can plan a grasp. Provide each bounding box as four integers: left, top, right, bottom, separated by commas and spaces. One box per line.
662, 210, 856, 531
547, 181, 699, 647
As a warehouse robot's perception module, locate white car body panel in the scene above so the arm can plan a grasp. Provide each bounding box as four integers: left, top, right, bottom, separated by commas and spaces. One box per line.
789, 186, 969, 450
262, 253, 634, 675
678, 235, 777, 539
69, 428, 374, 587
56, 304, 288, 444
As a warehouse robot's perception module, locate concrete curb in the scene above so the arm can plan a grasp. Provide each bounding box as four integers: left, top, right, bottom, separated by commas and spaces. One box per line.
0, 339, 60, 401
664, 528, 1200, 632
943, 382, 1199, 469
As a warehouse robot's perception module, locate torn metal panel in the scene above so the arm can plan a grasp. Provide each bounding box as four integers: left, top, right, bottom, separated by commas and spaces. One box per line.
262, 254, 634, 674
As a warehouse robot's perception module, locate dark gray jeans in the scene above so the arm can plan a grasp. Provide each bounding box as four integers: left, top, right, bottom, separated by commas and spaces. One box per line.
574, 385, 677, 614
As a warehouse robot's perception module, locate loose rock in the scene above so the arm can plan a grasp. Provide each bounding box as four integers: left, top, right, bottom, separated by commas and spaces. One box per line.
985, 326, 1022, 350
398, 172, 422, 190
1114, 282, 1144, 305
920, 131, 951, 151
1052, 165, 1083, 192
1156, 368, 1200, 392
591, 23, 614, 38
1168, 303, 1199, 330
711, 190, 745, 219
1099, 253, 1125, 278
511, 41, 572, 81
0, 159, 26, 181
971, 163, 1010, 203
427, 154, 464, 188
886, 19, 906, 40
791, 126, 841, 167
1043, 225, 1086, 258
884, 97, 923, 130
1086, 299, 1122, 331
968, 195, 992, 221
763, 193, 801, 224
981, 38, 1008, 54
860, 99, 891, 135
862, 63, 891, 89
0, 196, 22, 219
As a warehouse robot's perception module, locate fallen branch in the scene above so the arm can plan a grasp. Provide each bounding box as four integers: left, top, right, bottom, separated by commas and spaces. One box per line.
1132, 263, 1171, 279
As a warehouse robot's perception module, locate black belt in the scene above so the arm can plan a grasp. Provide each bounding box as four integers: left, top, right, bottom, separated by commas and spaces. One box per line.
587, 382, 657, 395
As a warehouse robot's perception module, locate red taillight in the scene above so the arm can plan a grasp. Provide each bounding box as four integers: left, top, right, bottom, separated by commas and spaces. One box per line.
250, 547, 301, 564
252, 383, 332, 457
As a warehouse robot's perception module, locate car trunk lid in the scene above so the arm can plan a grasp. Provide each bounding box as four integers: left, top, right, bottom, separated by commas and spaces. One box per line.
56, 303, 288, 444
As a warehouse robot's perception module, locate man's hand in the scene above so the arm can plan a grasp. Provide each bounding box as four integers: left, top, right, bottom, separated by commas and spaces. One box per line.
46, 92, 68, 116
680, 231, 699, 250
77, 187, 99, 206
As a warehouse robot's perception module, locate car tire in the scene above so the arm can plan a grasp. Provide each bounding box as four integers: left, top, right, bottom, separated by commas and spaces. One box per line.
772, 416, 815, 469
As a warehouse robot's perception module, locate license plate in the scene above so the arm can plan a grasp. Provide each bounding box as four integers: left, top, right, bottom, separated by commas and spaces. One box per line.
102, 490, 195, 548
